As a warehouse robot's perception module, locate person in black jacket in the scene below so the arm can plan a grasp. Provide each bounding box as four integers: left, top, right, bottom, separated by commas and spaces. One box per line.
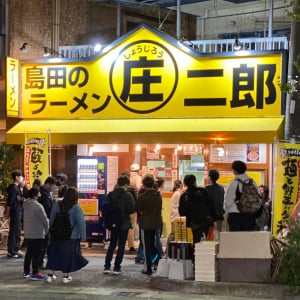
5, 169, 24, 258
38, 176, 56, 268
179, 174, 216, 244
103, 175, 135, 275
205, 169, 225, 232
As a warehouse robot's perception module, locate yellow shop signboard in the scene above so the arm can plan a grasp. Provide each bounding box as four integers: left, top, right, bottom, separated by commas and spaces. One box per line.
20, 24, 285, 119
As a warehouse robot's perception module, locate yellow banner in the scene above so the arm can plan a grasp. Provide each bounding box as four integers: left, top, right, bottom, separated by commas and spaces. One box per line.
20, 26, 285, 119
273, 142, 300, 235
6, 57, 19, 117
24, 133, 49, 188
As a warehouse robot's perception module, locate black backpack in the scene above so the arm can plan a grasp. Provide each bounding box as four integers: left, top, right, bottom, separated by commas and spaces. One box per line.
102, 191, 123, 230
186, 188, 216, 227
50, 202, 72, 240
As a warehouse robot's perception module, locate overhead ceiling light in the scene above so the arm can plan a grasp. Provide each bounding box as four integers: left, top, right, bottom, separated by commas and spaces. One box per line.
20, 43, 28, 52
233, 38, 242, 51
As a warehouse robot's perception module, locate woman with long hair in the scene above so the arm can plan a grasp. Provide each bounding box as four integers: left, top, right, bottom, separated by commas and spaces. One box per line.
46, 187, 88, 283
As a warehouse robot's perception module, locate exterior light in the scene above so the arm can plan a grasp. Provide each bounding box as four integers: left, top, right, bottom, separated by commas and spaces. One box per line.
233, 38, 242, 51
20, 43, 28, 52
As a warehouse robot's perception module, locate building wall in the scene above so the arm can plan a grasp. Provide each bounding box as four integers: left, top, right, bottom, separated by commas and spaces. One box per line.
196, 0, 290, 39
9, 0, 196, 61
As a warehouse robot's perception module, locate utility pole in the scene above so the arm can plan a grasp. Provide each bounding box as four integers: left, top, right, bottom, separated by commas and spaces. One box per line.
284, 0, 300, 140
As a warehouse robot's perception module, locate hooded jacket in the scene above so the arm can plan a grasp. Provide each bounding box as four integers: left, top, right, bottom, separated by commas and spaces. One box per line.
23, 198, 49, 239
136, 189, 162, 230
106, 187, 135, 231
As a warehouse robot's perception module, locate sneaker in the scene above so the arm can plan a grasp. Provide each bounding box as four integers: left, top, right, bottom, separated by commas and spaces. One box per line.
62, 276, 72, 284
103, 268, 110, 275
135, 258, 144, 264
30, 273, 47, 281
141, 269, 153, 275
23, 272, 31, 278
112, 268, 123, 275
46, 274, 57, 283
7, 253, 22, 258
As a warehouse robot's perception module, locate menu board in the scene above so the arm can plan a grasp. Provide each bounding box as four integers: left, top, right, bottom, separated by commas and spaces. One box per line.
210, 144, 266, 163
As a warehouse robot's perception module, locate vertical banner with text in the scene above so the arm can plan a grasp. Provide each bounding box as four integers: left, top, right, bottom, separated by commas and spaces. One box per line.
24, 133, 49, 188
273, 142, 300, 235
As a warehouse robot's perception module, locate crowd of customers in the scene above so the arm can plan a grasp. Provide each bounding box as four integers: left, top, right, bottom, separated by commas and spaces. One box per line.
2, 159, 273, 281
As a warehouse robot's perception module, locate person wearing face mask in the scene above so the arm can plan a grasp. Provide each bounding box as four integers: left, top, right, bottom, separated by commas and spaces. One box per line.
4, 169, 24, 258
38, 176, 57, 268
55, 173, 68, 199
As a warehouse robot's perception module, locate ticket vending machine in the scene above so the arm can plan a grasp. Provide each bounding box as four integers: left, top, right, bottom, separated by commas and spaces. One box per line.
77, 156, 107, 247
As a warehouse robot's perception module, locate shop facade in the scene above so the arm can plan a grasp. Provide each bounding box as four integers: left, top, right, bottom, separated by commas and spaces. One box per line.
6, 24, 286, 238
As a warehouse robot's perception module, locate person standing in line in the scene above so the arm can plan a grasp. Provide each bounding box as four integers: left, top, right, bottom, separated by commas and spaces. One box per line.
153, 177, 165, 264
179, 174, 216, 244
38, 176, 57, 268
23, 188, 49, 280
19, 178, 29, 250
224, 160, 259, 231
256, 185, 271, 231
136, 174, 162, 275
32, 178, 42, 190
127, 164, 142, 252
103, 175, 135, 275
46, 187, 88, 283
5, 169, 25, 258
205, 170, 225, 232
166, 179, 183, 252
55, 173, 68, 199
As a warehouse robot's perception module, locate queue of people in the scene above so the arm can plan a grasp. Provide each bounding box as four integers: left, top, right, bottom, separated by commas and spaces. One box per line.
2, 159, 273, 282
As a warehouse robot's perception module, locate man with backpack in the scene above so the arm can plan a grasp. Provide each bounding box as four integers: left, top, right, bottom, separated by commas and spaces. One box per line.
179, 174, 216, 244
224, 160, 261, 231
102, 175, 135, 275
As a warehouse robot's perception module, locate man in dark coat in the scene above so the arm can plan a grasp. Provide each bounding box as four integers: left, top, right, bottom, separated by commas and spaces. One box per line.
5, 169, 24, 258
103, 175, 135, 275
179, 174, 216, 244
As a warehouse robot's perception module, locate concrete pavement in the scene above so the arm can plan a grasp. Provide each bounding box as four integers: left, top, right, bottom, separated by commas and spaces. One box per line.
0, 243, 295, 300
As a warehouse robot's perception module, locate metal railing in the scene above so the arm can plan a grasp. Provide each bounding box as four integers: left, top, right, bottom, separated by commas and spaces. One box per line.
186, 36, 289, 53
58, 45, 94, 58
59, 36, 289, 58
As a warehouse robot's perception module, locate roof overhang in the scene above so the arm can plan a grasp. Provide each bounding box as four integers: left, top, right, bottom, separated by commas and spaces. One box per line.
6, 117, 284, 145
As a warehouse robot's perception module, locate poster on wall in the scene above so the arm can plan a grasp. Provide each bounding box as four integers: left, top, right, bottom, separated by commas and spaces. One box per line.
246, 144, 260, 162
210, 144, 266, 163
24, 133, 49, 188
273, 142, 300, 235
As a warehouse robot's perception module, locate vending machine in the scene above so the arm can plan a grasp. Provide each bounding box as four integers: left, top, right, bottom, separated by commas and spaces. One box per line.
77, 155, 118, 247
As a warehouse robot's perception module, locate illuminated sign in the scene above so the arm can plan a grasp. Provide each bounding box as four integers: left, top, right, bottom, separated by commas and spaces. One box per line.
20, 25, 285, 119
6, 57, 19, 117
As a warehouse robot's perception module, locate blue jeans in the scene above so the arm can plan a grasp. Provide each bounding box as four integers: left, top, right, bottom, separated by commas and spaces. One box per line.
104, 227, 128, 270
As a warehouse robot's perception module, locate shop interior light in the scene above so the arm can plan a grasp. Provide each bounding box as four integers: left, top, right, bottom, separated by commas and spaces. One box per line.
135, 144, 141, 151
20, 43, 28, 52
112, 145, 118, 151
177, 144, 183, 151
